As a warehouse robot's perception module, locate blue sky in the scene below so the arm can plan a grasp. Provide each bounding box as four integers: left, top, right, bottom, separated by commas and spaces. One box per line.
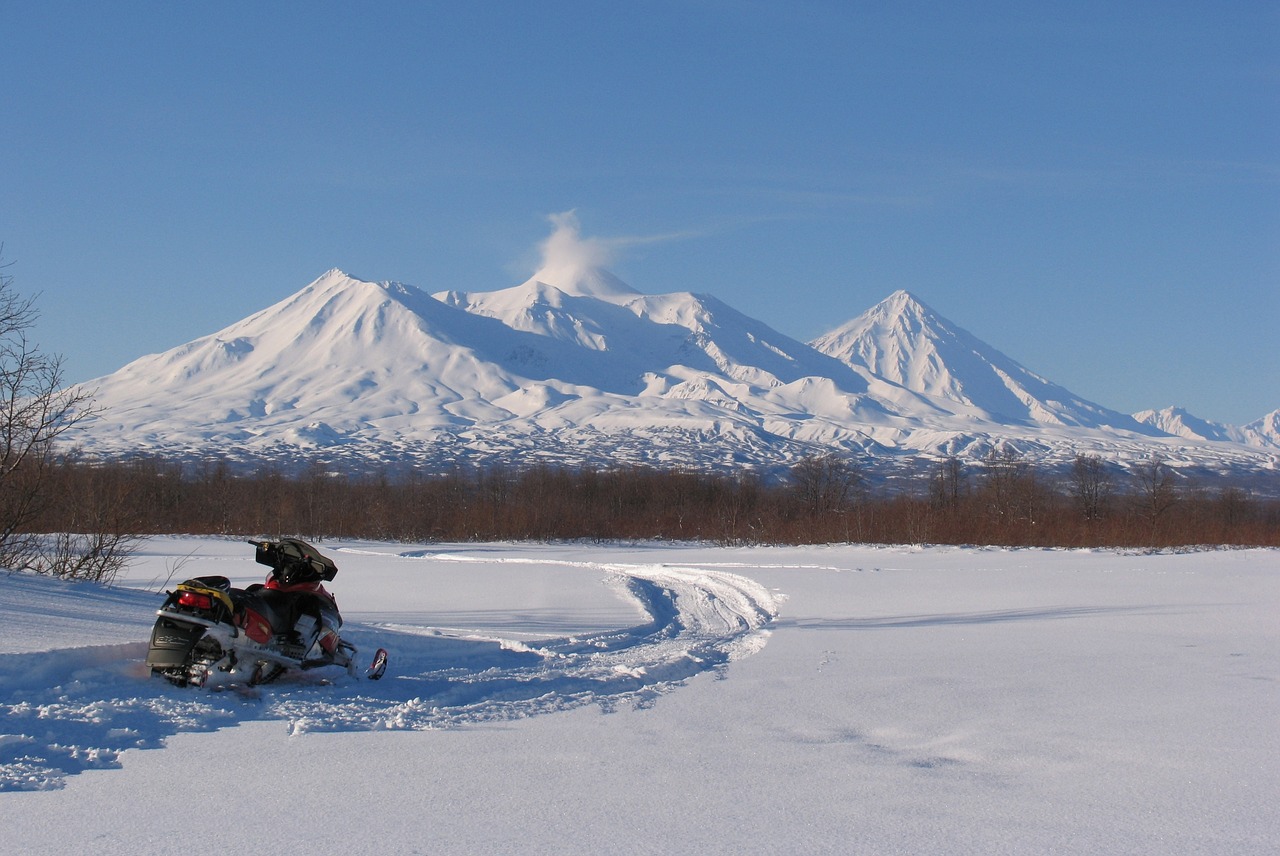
3, 1, 1276, 424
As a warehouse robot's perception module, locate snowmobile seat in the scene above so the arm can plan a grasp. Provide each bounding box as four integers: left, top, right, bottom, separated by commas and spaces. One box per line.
189, 575, 231, 591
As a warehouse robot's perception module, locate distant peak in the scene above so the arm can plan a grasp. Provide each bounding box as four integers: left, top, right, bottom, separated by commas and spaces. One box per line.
305, 269, 396, 296
317, 267, 355, 280
309, 268, 363, 287
876, 289, 933, 315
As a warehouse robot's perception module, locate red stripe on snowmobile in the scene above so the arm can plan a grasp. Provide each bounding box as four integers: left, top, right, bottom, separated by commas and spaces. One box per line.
237, 609, 273, 644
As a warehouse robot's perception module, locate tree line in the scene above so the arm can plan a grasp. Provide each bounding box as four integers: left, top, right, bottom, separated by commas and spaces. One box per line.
26, 450, 1280, 560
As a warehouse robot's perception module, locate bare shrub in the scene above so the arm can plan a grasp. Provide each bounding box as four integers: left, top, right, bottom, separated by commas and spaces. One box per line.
38, 530, 140, 585
0, 255, 98, 573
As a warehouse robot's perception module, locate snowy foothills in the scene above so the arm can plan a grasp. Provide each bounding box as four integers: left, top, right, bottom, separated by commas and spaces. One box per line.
68, 224, 1279, 489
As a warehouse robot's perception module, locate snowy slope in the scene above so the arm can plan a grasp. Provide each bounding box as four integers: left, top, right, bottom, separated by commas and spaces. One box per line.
1242, 409, 1280, 447
436, 259, 931, 423
1134, 406, 1280, 452
77, 270, 528, 442
3, 538, 1278, 854
810, 290, 1150, 432
69, 267, 1278, 481
1134, 406, 1248, 444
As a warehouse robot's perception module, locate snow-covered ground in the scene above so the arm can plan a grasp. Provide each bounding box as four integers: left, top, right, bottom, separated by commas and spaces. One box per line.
2, 537, 1277, 854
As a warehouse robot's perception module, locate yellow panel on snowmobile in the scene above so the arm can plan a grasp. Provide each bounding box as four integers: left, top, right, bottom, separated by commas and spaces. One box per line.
175, 581, 235, 615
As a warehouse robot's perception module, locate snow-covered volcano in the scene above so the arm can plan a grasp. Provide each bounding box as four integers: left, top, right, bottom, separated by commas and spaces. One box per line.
70, 267, 1278, 482
810, 290, 1149, 432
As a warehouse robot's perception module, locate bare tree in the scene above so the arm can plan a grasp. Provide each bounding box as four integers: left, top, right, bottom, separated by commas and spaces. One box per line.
1214, 486, 1252, 532
790, 453, 862, 515
929, 456, 967, 509
1130, 454, 1180, 542
980, 447, 1030, 521
0, 255, 97, 570
1070, 454, 1113, 522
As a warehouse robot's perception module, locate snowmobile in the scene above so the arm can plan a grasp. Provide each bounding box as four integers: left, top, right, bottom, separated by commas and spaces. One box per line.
146, 538, 387, 688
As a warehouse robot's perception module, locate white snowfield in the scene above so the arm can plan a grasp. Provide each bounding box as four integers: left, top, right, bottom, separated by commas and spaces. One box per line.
1, 537, 1277, 855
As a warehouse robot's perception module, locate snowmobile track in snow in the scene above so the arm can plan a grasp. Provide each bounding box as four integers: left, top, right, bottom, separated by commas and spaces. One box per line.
271, 556, 779, 732
0, 555, 779, 790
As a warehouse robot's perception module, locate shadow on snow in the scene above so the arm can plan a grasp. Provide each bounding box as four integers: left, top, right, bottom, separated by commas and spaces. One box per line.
1, 571, 774, 791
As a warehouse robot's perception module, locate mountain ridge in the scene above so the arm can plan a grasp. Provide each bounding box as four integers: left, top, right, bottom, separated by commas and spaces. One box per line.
69, 267, 1279, 486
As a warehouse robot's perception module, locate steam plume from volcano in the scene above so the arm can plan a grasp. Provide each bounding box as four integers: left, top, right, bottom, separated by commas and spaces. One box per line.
529, 211, 635, 297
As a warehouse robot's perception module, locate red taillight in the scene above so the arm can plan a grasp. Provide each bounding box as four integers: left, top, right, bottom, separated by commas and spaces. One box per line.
177, 591, 214, 610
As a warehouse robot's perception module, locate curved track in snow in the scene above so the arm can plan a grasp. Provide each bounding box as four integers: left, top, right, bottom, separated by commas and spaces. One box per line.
0, 557, 779, 790
261, 558, 779, 732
